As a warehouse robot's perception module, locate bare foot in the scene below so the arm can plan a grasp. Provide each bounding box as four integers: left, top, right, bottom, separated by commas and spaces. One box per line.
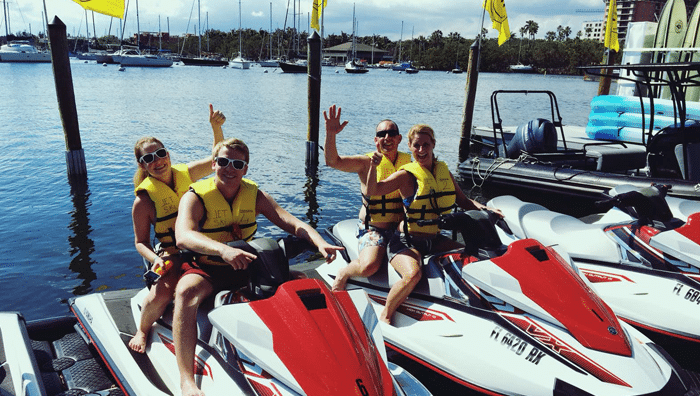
181, 380, 205, 396
128, 330, 148, 353
332, 274, 348, 291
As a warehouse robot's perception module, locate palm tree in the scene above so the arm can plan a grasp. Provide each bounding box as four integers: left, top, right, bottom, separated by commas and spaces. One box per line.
525, 20, 539, 40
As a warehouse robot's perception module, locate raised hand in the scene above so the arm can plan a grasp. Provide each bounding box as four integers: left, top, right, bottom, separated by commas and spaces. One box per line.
323, 104, 349, 136
209, 103, 226, 129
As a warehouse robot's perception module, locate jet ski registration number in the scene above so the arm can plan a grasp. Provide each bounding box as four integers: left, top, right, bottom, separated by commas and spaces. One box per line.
673, 283, 700, 305
491, 326, 545, 364
674, 283, 700, 305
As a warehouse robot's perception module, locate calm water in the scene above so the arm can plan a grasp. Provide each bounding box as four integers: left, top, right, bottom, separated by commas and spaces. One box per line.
0, 61, 598, 321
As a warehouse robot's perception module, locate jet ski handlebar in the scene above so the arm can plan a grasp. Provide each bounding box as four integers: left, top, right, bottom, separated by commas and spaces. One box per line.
595, 184, 674, 223
417, 210, 508, 254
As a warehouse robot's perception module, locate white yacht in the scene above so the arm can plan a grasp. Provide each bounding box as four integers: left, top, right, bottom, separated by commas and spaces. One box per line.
229, 55, 251, 69
0, 41, 51, 63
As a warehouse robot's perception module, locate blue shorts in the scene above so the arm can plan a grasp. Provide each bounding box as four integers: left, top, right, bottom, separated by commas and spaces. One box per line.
356, 220, 395, 252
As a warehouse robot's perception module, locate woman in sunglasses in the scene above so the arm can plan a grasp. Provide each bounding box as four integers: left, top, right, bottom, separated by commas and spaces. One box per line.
365, 124, 502, 325
128, 104, 226, 353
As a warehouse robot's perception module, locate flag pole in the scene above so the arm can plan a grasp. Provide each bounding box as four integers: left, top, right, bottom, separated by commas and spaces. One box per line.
476, 6, 487, 70
459, 6, 488, 163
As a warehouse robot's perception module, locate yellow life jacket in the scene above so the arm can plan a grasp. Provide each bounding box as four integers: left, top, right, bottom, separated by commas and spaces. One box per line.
401, 161, 456, 235
362, 151, 412, 225
190, 177, 258, 265
134, 163, 193, 255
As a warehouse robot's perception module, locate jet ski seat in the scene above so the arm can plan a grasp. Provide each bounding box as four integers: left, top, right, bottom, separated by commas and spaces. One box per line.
329, 219, 447, 298
157, 238, 290, 342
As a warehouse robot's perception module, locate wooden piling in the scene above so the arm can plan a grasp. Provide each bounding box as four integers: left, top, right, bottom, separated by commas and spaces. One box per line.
459, 41, 480, 163
48, 16, 87, 178
306, 31, 321, 176
598, 49, 616, 96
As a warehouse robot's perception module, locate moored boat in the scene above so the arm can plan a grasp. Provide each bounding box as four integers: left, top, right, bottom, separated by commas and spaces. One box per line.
0, 41, 51, 63
489, 184, 700, 346
509, 63, 536, 73
1, 238, 432, 396
0, 312, 119, 395
229, 55, 251, 69
181, 56, 229, 66
119, 52, 173, 67
459, 64, 700, 212
317, 211, 700, 395
279, 59, 307, 73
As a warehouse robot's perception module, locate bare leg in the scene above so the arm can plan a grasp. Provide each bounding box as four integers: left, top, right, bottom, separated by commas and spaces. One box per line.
129, 262, 181, 353
379, 249, 422, 325
333, 245, 384, 291
173, 274, 213, 396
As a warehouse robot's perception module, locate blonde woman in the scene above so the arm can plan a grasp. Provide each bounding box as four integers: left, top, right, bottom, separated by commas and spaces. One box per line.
128, 104, 226, 353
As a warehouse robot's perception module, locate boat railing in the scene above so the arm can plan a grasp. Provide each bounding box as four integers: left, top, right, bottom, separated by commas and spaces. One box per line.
582, 62, 700, 180
489, 90, 577, 159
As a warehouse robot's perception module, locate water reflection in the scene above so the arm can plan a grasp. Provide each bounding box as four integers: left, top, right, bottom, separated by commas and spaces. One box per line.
66, 176, 96, 295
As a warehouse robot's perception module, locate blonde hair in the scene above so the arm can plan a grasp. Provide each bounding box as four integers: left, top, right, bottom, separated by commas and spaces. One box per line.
407, 124, 438, 164
407, 124, 436, 144
212, 138, 250, 163
133, 137, 165, 187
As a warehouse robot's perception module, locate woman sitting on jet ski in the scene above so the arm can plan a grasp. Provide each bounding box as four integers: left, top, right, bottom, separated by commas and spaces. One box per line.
365, 124, 503, 324
129, 104, 226, 353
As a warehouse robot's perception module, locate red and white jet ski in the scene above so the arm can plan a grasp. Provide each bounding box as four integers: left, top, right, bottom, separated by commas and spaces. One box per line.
488, 184, 700, 345
69, 238, 431, 396
317, 211, 700, 396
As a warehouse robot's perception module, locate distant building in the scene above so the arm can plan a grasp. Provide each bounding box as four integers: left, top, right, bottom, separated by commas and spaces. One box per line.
322, 42, 388, 65
599, 0, 700, 45
583, 20, 605, 41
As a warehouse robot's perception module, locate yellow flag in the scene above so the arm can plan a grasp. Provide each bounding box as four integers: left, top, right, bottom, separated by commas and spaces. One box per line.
483, 0, 510, 45
604, 0, 620, 52
311, 0, 327, 31
71, 0, 124, 19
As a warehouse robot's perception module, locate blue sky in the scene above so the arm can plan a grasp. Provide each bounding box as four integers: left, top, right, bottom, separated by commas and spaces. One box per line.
11, 0, 608, 41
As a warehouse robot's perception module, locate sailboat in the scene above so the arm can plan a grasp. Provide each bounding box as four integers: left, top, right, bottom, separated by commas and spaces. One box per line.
258, 2, 279, 67
278, 0, 306, 73
344, 4, 368, 74
509, 36, 534, 73
181, 0, 228, 66
116, 0, 172, 67
0, 0, 50, 62
403, 26, 418, 74
230, 0, 251, 69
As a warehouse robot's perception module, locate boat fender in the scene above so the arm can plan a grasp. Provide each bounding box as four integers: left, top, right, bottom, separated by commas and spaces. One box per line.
505, 118, 557, 159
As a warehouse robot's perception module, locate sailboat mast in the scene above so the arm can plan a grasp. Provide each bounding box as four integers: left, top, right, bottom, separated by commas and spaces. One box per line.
269, 2, 272, 59
292, 0, 296, 53
135, 0, 140, 50
85, 9, 90, 51
352, 4, 356, 60
238, 0, 242, 57
197, 0, 201, 57
3, 0, 9, 38
398, 21, 403, 62
159, 15, 162, 51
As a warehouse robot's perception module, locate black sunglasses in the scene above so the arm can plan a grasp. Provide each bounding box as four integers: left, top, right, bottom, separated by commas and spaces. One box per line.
215, 157, 248, 170
139, 148, 168, 164
376, 129, 400, 138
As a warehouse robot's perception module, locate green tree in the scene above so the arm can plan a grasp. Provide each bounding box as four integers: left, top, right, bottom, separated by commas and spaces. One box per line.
525, 20, 539, 40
